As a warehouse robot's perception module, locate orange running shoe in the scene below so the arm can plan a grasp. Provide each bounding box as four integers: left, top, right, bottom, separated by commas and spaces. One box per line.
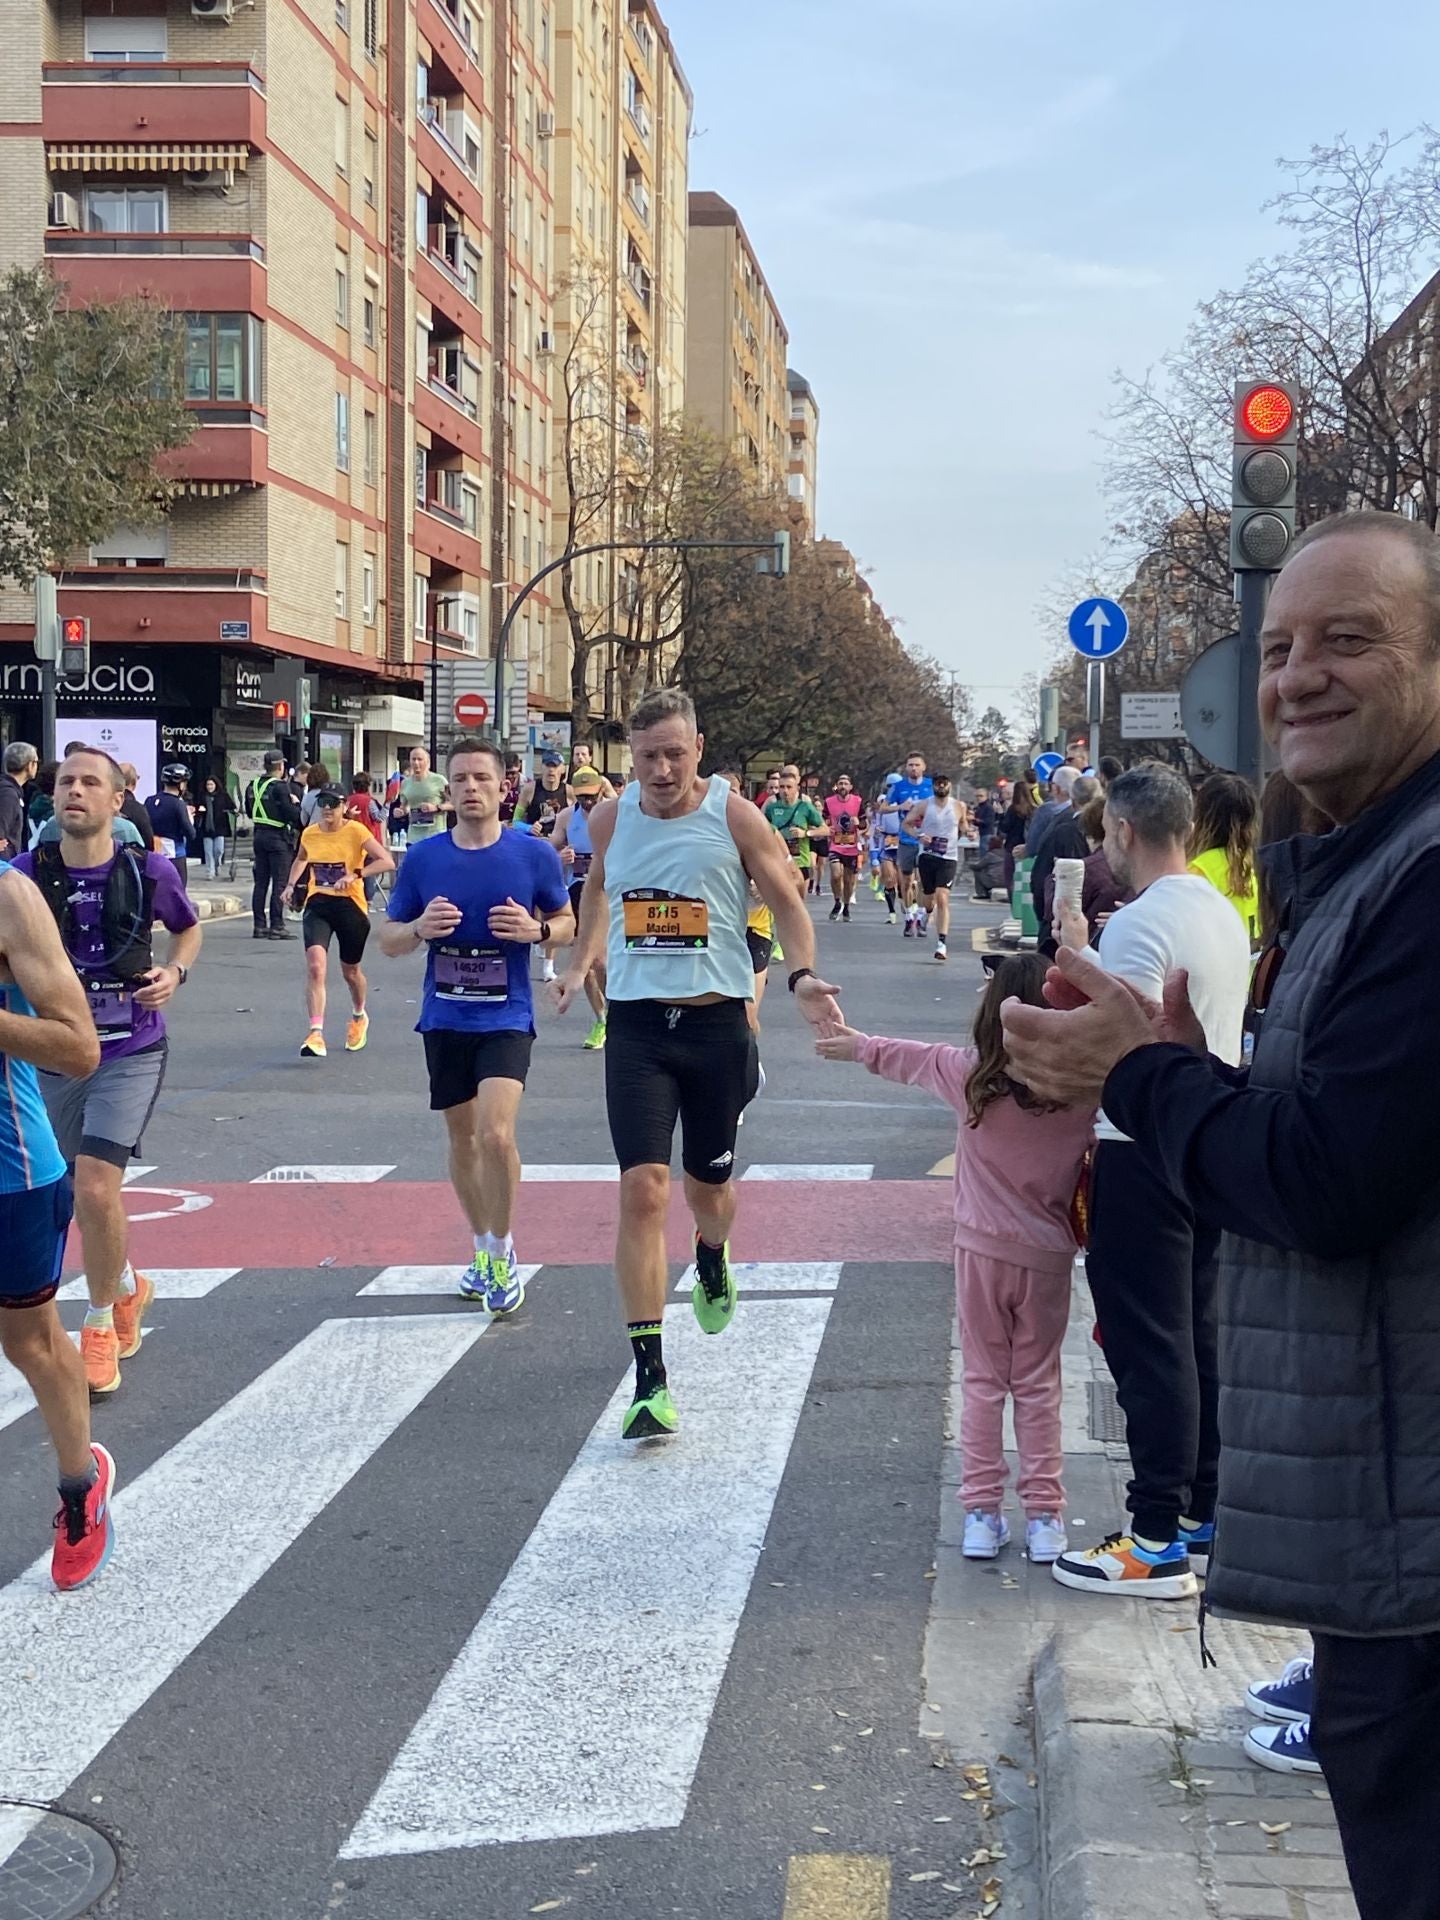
345, 1011, 369, 1052
300, 1029, 327, 1060
81, 1321, 121, 1397
113, 1271, 155, 1361
52, 1443, 117, 1592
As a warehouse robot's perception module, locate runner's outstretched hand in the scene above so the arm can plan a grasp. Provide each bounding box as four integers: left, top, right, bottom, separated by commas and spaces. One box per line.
793, 972, 842, 1033
815, 1022, 866, 1061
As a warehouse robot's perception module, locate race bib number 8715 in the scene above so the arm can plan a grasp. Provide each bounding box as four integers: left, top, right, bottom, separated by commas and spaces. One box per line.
621, 888, 709, 952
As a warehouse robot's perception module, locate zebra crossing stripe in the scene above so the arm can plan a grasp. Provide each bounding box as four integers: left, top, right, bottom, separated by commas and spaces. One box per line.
0, 1313, 489, 1836
520, 1164, 619, 1182
342, 1296, 834, 1858
56, 1269, 241, 1303
251, 1165, 396, 1183
740, 1164, 874, 1182
674, 1262, 843, 1295
359, 1264, 542, 1298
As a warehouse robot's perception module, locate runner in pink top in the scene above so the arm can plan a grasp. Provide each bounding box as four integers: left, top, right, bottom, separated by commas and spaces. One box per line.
823, 776, 866, 922
816, 953, 1094, 1566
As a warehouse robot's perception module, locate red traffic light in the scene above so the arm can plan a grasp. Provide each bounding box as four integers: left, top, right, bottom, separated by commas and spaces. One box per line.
274, 699, 291, 723
62, 616, 87, 645
1240, 385, 1294, 441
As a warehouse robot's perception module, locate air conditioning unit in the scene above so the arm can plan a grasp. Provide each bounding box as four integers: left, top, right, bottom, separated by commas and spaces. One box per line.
537, 110, 555, 138
48, 191, 81, 230
181, 166, 235, 191
536, 329, 555, 356
191, 0, 235, 21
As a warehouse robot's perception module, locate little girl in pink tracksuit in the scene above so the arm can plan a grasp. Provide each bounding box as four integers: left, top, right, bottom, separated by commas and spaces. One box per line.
818, 954, 1094, 1564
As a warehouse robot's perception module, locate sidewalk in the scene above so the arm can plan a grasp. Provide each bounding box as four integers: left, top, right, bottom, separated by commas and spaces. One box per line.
184, 874, 248, 921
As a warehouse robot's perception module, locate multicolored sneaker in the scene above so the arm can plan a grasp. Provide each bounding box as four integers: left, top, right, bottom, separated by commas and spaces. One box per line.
458, 1251, 491, 1303
1051, 1532, 1198, 1600
963, 1509, 1010, 1559
112, 1273, 155, 1362
1179, 1516, 1214, 1562
622, 1383, 679, 1440
691, 1235, 737, 1334
52, 1444, 117, 1593
1244, 1719, 1321, 1775
1245, 1655, 1314, 1724
483, 1248, 526, 1315
300, 1029, 327, 1061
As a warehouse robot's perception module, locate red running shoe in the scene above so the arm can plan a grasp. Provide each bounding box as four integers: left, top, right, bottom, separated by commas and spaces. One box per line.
51, 1443, 117, 1592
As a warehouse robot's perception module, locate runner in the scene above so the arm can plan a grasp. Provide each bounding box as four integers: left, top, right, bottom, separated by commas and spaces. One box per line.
551, 766, 608, 1050
763, 765, 825, 894
889, 751, 935, 935
721, 769, 799, 1041
806, 777, 829, 895
554, 690, 841, 1441
0, 856, 113, 1588
872, 776, 903, 922
569, 742, 617, 799
517, 752, 572, 983
824, 773, 866, 921
904, 772, 964, 962
397, 747, 448, 844
281, 787, 394, 1060
15, 747, 202, 1399
381, 737, 573, 1312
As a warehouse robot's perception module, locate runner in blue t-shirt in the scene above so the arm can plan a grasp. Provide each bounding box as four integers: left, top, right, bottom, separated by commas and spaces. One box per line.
886, 751, 935, 934
382, 737, 573, 1314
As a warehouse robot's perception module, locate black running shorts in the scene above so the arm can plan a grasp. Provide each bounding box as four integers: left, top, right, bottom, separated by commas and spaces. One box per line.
745, 928, 773, 975
423, 1027, 535, 1111
604, 999, 758, 1184
302, 894, 371, 966
917, 854, 957, 895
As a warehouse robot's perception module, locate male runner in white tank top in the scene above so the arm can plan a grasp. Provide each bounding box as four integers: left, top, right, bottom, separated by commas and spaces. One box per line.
554, 689, 842, 1439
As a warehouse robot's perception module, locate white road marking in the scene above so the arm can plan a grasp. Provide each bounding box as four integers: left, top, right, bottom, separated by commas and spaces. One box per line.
342, 1297, 833, 1858
250, 1165, 396, 1183
0, 1314, 489, 1843
122, 1164, 157, 1185
359, 1264, 542, 1298
674, 1261, 842, 1295
740, 1163, 874, 1182
121, 1186, 212, 1221
56, 1269, 241, 1303
520, 1163, 619, 1182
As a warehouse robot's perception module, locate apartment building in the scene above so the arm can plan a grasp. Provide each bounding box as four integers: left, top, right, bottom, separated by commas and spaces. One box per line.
685, 190, 788, 488
786, 368, 819, 533
0, 0, 553, 791
540, 0, 689, 729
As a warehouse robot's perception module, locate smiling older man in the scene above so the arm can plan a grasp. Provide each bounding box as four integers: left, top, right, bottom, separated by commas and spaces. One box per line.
1000, 511, 1440, 1920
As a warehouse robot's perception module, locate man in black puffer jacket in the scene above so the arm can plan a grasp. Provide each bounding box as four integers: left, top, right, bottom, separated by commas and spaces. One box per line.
999, 510, 1440, 1920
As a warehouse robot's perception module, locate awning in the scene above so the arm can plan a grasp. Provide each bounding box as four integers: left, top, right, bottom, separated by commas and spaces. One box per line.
177, 480, 248, 497
46, 142, 250, 174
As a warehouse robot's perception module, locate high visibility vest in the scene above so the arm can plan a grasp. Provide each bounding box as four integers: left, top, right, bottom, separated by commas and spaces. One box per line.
252, 777, 289, 829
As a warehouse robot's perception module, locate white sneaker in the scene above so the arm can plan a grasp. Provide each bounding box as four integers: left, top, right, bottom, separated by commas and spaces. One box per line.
541, 957, 557, 983
962, 1509, 1010, 1559
1026, 1514, 1068, 1563
934, 942, 948, 962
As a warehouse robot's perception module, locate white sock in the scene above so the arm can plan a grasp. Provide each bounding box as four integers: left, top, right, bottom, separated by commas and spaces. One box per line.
1134, 1532, 1172, 1554
472, 1234, 487, 1255
85, 1305, 114, 1330
482, 1231, 514, 1260
117, 1261, 137, 1296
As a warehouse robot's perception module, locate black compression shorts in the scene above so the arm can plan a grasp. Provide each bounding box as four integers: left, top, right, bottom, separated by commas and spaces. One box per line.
422, 1027, 535, 1110
917, 854, 957, 895
745, 928, 773, 974
302, 894, 371, 966
604, 999, 758, 1183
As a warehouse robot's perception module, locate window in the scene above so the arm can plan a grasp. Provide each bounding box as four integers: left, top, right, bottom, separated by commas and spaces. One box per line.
363, 0, 378, 58
335, 391, 351, 471
416, 188, 429, 251
362, 553, 376, 624
85, 187, 165, 234
335, 96, 349, 175
335, 255, 349, 326
183, 314, 264, 405
84, 16, 167, 60
363, 130, 378, 206
539, 9, 550, 63
90, 521, 168, 566
460, 4, 482, 58
362, 408, 377, 485
414, 571, 428, 636
362, 294, 377, 348
415, 448, 427, 505
335, 541, 350, 617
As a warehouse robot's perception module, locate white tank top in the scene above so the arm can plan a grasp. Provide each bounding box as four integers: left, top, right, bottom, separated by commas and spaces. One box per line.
604, 776, 754, 1003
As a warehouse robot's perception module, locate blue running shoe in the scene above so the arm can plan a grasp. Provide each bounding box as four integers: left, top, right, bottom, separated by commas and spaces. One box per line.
458, 1251, 490, 1302
1245, 1654, 1314, 1724
483, 1248, 526, 1316
1179, 1517, 1214, 1562
1244, 1718, 1321, 1775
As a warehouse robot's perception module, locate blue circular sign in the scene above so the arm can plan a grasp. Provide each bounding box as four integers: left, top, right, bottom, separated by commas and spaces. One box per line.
1033, 752, 1064, 784
1068, 596, 1129, 660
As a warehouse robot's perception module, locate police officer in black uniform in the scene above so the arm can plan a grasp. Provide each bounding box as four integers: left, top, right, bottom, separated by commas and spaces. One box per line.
249, 748, 301, 940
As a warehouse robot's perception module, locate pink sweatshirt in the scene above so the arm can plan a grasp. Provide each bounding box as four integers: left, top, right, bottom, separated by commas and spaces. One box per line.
856, 1036, 1095, 1275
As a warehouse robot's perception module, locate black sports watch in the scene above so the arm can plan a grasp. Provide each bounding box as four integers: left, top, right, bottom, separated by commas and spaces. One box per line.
174, 963, 190, 987
537, 920, 551, 944
788, 966, 816, 994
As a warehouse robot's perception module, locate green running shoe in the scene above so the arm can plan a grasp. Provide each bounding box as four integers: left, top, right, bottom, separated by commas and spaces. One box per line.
622, 1383, 679, 1439
457, 1251, 490, 1303
583, 1016, 607, 1051
691, 1234, 737, 1334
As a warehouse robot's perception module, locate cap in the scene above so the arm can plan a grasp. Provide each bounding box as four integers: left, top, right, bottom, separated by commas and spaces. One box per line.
571, 767, 603, 793
263, 748, 285, 768
541, 751, 565, 766
317, 786, 346, 808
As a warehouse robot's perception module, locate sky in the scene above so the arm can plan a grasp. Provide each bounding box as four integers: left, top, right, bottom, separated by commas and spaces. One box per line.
660, 0, 1440, 726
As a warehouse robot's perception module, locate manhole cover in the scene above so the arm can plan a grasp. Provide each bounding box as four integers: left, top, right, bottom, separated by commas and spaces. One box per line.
1087, 1377, 1128, 1445
0, 1811, 117, 1920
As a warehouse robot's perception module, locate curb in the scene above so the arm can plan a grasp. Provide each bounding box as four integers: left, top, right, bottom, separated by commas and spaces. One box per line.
191, 896, 245, 921
1033, 1627, 1211, 1920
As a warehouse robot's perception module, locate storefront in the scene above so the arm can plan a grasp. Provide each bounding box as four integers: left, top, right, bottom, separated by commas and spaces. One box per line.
215, 655, 280, 805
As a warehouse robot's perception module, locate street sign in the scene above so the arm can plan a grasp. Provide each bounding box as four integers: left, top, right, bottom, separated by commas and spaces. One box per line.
1179, 633, 1242, 771
1068, 597, 1129, 658
454, 691, 489, 728
1121, 692, 1184, 740
219, 620, 251, 643
1033, 751, 1064, 784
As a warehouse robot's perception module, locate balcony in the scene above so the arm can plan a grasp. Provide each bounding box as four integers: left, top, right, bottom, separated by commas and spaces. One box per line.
42, 63, 265, 152
414, 502, 483, 575
417, 102, 483, 225
44, 230, 266, 309
55, 567, 268, 648
624, 174, 651, 226
157, 413, 267, 488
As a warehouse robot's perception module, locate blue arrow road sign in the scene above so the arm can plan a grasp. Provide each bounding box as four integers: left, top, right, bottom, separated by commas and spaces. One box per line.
1034, 752, 1064, 784
1068, 596, 1129, 659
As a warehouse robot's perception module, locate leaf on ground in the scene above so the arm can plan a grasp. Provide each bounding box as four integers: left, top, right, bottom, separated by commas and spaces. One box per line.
907, 1871, 941, 1882
962, 1764, 991, 1787
833, 1709, 850, 1719
529, 1903, 567, 1915
1026, 1772, 1038, 1789
931, 1814, 952, 1824
980, 1876, 1003, 1901
999, 1574, 1019, 1588
811, 1826, 831, 1836
573, 1863, 597, 1876
1260, 1821, 1292, 1835
857, 1727, 874, 1738
1224, 1820, 1249, 1828
995, 1754, 1017, 1768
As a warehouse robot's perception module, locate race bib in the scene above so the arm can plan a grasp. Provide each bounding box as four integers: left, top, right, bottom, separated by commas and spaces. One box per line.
311, 862, 348, 890
432, 942, 508, 1002
156, 837, 177, 859
571, 851, 592, 879
621, 888, 709, 952
83, 975, 134, 1043
925, 836, 950, 857
882, 835, 900, 851
833, 816, 858, 846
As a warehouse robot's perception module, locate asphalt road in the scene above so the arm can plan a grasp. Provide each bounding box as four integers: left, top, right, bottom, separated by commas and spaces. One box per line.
0, 873, 1024, 1920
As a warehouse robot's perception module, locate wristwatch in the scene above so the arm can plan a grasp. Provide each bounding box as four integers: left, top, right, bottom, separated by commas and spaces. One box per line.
174, 963, 190, 987
537, 920, 551, 944
788, 966, 816, 993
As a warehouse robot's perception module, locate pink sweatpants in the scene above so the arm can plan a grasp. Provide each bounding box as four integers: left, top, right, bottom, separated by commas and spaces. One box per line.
955, 1250, 1071, 1515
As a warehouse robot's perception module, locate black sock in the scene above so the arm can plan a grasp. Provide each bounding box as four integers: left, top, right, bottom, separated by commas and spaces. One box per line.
628, 1322, 665, 1397
884, 888, 896, 912
58, 1467, 97, 1500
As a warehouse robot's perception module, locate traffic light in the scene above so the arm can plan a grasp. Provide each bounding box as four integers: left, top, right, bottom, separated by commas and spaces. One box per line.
1231, 379, 1298, 572
59, 614, 89, 680
273, 698, 291, 728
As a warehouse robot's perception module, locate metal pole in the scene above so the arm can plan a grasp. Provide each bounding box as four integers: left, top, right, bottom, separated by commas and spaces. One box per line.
1087, 661, 1104, 773
428, 616, 439, 766
1235, 569, 1269, 791
34, 575, 59, 763
41, 662, 57, 766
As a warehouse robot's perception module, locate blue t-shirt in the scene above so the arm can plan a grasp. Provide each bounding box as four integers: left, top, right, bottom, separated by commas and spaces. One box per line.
387, 829, 568, 1035
889, 776, 934, 846
0, 863, 67, 1195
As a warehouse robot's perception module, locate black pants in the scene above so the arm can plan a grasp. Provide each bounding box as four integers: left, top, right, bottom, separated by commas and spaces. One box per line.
251, 830, 293, 932
1310, 1632, 1440, 1920
1085, 1141, 1220, 1541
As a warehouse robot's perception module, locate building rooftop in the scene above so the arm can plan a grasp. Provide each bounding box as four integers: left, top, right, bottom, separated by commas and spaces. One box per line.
687, 190, 788, 341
